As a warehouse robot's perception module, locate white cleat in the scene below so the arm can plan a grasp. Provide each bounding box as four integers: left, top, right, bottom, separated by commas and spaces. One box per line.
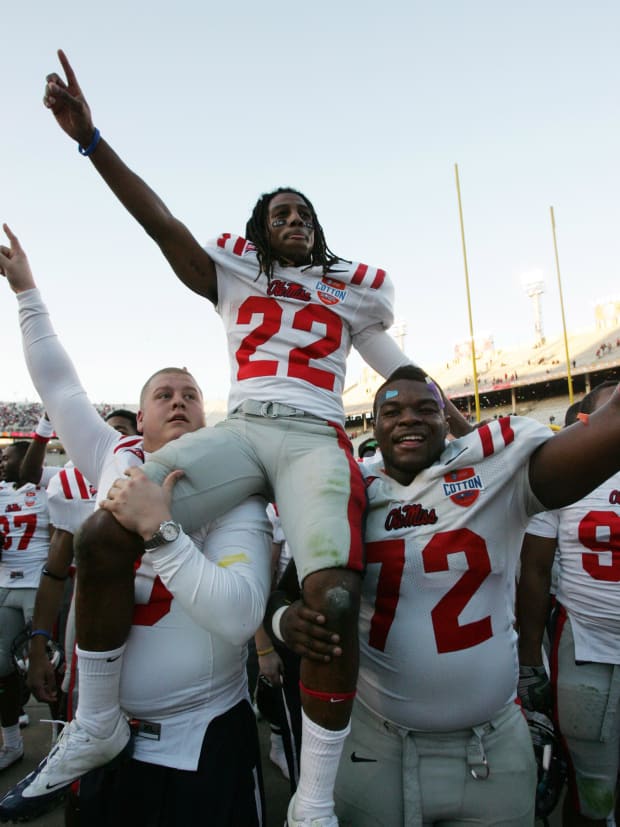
0, 715, 131, 823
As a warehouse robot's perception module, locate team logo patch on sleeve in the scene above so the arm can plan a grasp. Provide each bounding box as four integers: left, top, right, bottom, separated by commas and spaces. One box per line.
316, 277, 347, 306
443, 468, 484, 507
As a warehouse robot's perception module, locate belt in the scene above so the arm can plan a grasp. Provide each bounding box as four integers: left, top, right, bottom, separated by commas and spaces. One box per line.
233, 400, 310, 418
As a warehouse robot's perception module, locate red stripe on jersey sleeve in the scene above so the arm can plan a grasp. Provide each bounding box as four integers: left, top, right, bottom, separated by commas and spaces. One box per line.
217, 233, 231, 248
113, 437, 143, 455
233, 237, 247, 256
498, 417, 515, 447
351, 263, 368, 285
477, 424, 494, 457
59, 470, 73, 500
370, 268, 386, 290
73, 469, 90, 500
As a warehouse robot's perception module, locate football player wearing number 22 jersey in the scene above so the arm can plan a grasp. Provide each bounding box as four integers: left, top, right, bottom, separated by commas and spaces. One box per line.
21, 48, 471, 827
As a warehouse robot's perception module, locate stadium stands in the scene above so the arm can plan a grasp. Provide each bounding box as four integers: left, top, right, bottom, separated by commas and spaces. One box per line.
344, 322, 620, 433
3, 322, 619, 447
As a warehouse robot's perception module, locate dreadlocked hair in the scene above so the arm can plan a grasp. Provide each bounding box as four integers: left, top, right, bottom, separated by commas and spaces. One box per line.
245, 187, 342, 282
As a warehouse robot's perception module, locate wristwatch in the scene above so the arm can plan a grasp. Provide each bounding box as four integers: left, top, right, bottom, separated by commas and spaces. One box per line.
144, 520, 181, 550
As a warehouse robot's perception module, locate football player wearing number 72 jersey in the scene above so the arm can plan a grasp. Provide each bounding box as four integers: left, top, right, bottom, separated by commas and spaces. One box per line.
274, 365, 620, 825
32, 49, 471, 827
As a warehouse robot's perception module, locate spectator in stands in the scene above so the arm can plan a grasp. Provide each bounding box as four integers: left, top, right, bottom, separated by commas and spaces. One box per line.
0, 401, 123, 433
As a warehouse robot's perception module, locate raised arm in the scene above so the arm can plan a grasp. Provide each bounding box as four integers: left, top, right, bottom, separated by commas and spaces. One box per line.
529, 386, 620, 508
16, 415, 50, 485
0, 225, 116, 483
44, 50, 217, 304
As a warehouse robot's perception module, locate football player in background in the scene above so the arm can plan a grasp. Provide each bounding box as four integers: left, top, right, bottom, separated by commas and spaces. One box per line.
518, 380, 620, 827
103, 410, 138, 437
270, 365, 620, 825
0, 227, 272, 826
37, 50, 471, 827
0, 440, 52, 771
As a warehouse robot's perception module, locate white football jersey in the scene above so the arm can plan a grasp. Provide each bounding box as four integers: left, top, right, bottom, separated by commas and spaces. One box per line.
47, 466, 97, 535
208, 235, 409, 423
526, 472, 620, 663
0, 480, 50, 588
358, 416, 551, 731
18, 288, 272, 769
122, 495, 270, 769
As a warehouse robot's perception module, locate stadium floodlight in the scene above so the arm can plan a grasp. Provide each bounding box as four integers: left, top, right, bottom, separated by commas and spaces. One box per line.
390, 320, 408, 352
520, 270, 546, 345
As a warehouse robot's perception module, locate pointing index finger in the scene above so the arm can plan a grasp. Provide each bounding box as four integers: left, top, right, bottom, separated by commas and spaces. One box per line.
57, 49, 81, 92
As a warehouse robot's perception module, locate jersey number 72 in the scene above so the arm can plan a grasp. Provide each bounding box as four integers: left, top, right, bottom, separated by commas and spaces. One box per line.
366, 528, 492, 654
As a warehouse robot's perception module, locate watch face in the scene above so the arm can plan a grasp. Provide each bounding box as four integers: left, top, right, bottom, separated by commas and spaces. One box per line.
160, 521, 180, 542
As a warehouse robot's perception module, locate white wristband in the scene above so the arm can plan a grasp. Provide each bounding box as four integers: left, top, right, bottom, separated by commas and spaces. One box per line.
35, 416, 54, 439
271, 605, 289, 643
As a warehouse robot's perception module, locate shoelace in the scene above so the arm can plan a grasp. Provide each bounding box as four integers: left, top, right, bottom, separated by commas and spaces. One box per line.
39, 719, 70, 755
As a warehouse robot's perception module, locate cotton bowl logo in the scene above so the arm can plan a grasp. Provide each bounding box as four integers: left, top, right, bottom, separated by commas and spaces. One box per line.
442, 468, 483, 507
24, 491, 37, 508
316, 277, 347, 306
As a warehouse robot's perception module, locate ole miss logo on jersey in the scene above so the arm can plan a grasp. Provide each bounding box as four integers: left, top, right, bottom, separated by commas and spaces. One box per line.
385, 502, 438, 530
267, 279, 311, 302
316, 277, 347, 307
442, 467, 484, 507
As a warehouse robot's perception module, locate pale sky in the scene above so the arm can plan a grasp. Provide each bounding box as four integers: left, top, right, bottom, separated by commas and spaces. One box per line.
1, 1, 619, 406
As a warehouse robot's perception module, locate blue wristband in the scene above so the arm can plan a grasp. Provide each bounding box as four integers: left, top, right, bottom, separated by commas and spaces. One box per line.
30, 629, 52, 641
78, 128, 101, 157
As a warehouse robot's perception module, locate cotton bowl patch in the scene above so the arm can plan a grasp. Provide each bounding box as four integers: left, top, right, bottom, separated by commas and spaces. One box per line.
316, 277, 347, 306
442, 467, 484, 507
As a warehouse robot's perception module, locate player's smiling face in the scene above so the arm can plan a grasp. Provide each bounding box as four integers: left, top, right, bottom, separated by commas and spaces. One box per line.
267, 192, 315, 266
374, 379, 448, 485
138, 372, 206, 452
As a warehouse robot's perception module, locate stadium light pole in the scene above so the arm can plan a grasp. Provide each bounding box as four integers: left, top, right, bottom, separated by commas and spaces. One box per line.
454, 163, 481, 422
520, 273, 546, 345
550, 206, 574, 403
